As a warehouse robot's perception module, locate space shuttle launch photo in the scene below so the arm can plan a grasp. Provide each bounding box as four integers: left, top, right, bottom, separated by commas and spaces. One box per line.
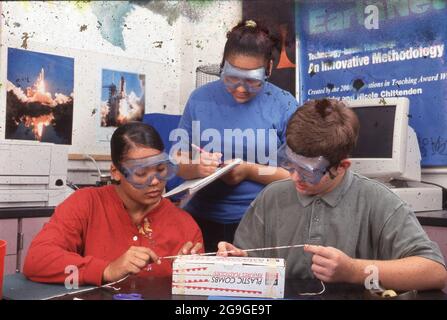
100, 69, 145, 128
5, 48, 74, 145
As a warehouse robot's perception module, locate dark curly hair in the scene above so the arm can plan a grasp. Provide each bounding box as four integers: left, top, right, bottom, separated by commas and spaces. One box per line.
220, 19, 280, 76
110, 122, 164, 170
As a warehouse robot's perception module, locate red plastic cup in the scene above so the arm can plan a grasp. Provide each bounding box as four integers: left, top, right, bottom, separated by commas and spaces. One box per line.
0, 240, 6, 300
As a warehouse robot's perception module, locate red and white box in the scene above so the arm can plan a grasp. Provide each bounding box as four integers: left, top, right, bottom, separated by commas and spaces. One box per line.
172, 255, 285, 298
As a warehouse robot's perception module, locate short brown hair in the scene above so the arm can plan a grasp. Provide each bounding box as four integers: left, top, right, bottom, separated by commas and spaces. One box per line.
286, 99, 359, 166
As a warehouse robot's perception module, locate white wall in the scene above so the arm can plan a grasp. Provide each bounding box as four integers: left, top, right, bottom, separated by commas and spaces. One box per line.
0, 0, 241, 126
2, 0, 241, 112
0, 1, 241, 184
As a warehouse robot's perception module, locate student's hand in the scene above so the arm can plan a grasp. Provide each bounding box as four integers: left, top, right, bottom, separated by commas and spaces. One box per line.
304, 245, 356, 283
102, 246, 160, 283
220, 161, 253, 186
195, 151, 222, 178
217, 241, 248, 257
178, 241, 203, 255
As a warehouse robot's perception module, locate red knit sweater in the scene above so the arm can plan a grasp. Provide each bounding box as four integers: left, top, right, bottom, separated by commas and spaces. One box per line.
23, 185, 203, 286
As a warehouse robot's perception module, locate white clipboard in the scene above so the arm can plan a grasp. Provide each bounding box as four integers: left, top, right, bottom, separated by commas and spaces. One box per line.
163, 158, 242, 198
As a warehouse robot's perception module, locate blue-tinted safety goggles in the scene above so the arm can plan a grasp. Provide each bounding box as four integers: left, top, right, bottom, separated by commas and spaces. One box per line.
120, 152, 178, 189
220, 60, 266, 94
277, 144, 331, 185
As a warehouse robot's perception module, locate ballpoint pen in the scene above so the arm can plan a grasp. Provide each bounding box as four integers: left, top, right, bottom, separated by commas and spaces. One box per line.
191, 143, 223, 167
191, 143, 206, 153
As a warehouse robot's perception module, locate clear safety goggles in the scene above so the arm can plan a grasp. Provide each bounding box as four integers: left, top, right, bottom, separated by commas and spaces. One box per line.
277, 143, 331, 185
119, 152, 178, 189
220, 60, 266, 93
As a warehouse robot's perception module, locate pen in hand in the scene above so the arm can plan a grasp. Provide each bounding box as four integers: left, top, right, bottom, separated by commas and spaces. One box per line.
191, 143, 206, 154
191, 144, 223, 167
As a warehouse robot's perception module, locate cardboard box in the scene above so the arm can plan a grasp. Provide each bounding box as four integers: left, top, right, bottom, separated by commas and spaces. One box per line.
172, 255, 285, 298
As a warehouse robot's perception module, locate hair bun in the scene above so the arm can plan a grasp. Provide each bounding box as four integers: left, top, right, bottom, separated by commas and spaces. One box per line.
245, 20, 257, 28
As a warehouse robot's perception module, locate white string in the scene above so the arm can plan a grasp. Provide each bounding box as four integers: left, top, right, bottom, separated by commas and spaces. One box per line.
102, 274, 129, 291
298, 280, 326, 296
43, 274, 130, 300
162, 244, 306, 260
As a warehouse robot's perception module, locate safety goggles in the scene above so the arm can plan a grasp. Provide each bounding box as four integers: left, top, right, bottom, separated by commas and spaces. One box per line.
119, 152, 178, 189
277, 143, 331, 185
220, 60, 266, 93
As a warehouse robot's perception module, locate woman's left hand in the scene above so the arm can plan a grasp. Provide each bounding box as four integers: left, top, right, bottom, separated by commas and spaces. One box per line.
220, 161, 253, 186
178, 241, 203, 255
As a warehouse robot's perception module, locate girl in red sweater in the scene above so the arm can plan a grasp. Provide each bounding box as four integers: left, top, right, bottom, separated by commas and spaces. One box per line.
24, 122, 203, 285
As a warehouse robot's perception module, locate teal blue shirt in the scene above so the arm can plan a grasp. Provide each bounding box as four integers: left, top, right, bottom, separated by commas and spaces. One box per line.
177, 80, 298, 223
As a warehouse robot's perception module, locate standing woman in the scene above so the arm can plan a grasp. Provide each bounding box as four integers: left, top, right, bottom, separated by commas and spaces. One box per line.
24, 122, 203, 285
176, 19, 298, 252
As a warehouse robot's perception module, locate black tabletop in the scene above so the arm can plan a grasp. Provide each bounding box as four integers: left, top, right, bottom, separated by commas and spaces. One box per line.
416, 210, 447, 227
0, 206, 55, 219
53, 275, 447, 300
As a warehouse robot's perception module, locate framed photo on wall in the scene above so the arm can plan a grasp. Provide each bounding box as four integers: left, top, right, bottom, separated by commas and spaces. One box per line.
97, 68, 146, 142
5, 47, 74, 145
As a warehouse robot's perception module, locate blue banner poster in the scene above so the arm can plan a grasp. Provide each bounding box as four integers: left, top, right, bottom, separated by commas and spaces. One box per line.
296, 0, 447, 166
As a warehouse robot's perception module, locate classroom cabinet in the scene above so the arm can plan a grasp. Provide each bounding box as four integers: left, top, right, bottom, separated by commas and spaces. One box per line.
19, 217, 50, 273
3, 255, 17, 275
422, 226, 447, 264
0, 217, 50, 274
0, 219, 18, 275
0, 219, 18, 256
